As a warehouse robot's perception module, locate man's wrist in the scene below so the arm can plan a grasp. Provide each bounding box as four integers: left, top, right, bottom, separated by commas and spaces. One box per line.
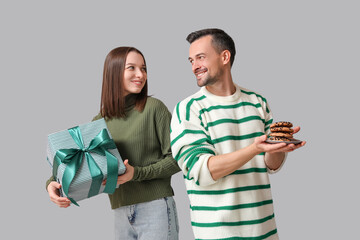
265, 152, 285, 170
248, 142, 263, 156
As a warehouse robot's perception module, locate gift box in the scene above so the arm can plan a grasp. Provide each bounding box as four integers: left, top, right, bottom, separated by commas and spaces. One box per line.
47, 118, 126, 206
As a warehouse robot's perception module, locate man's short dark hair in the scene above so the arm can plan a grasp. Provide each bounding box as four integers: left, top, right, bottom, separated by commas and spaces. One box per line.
186, 28, 236, 67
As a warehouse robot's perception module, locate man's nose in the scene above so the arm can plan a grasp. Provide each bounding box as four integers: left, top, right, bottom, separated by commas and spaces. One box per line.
192, 60, 200, 72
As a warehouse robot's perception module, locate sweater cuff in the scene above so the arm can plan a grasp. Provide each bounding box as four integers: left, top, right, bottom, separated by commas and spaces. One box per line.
45, 176, 56, 191
195, 154, 218, 186
267, 152, 287, 174
132, 166, 140, 181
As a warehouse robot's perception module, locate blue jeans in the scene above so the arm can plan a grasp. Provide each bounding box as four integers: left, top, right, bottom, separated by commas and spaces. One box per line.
114, 197, 179, 240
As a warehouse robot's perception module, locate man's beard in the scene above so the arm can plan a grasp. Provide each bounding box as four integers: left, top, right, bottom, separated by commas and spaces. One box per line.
197, 69, 223, 87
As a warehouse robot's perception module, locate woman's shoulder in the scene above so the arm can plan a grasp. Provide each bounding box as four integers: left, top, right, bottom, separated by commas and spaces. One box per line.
146, 96, 168, 110
92, 113, 102, 121
144, 97, 172, 119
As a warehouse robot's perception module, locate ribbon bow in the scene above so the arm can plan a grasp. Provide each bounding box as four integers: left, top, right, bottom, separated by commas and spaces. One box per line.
53, 126, 119, 206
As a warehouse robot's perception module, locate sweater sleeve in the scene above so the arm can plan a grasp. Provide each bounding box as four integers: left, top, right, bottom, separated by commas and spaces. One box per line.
170, 100, 218, 187
261, 97, 287, 173
132, 102, 181, 181
262, 97, 273, 136
45, 176, 56, 191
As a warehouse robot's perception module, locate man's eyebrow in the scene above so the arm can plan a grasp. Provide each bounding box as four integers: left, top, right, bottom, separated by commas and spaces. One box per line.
188, 53, 205, 61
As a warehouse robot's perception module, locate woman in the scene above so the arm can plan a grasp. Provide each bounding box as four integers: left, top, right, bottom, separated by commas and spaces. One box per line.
46, 46, 180, 239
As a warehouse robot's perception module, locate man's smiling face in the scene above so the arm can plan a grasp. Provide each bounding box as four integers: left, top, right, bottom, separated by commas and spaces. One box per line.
188, 35, 224, 87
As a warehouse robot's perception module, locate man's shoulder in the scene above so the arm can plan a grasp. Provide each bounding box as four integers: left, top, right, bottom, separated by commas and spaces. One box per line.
177, 89, 206, 107
171, 90, 207, 122
237, 85, 268, 103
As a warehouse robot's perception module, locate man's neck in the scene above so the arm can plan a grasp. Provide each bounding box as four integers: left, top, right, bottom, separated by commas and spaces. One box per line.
205, 72, 236, 96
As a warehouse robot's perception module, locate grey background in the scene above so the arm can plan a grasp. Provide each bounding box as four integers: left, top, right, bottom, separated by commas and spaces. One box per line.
1, 0, 359, 239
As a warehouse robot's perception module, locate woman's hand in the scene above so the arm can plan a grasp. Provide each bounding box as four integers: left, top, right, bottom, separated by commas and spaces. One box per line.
102, 159, 135, 186
116, 159, 135, 185
47, 181, 71, 208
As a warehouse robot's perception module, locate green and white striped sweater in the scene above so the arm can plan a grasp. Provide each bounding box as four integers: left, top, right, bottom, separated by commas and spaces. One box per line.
170, 85, 280, 240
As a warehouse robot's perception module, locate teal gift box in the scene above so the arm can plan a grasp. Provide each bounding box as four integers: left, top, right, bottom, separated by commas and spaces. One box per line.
47, 118, 126, 206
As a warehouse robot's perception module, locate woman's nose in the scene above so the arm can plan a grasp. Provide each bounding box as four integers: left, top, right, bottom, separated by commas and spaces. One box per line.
135, 68, 145, 78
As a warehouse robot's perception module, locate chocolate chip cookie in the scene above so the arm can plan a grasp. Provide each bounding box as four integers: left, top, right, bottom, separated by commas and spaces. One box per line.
270, 127, 294, 133
270, 132, 294, 139
270, 121, 293, 128
268, 136, 292, 142
267, 121, 300, 144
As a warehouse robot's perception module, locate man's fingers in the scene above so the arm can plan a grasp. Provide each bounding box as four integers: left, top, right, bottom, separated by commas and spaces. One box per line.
268, 140, 306, 153
260, 135, 267, 142
292, 126, 300, 134
266, 142, 287, 151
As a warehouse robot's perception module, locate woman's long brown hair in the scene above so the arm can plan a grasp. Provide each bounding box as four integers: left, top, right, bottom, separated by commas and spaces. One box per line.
100, 47, 148, 118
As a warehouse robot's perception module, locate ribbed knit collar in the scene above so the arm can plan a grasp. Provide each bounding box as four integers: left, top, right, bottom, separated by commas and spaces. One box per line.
125, 94, 137, 112
201, 84, 241, 103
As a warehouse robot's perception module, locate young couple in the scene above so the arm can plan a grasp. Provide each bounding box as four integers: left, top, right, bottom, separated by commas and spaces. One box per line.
46, 28, 305, 240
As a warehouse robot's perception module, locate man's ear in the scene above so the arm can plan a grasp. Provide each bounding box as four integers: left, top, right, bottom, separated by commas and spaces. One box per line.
221, 50, 231, 65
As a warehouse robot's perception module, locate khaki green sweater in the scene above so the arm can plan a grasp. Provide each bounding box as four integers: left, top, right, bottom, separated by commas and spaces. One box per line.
47, 96, 180, 209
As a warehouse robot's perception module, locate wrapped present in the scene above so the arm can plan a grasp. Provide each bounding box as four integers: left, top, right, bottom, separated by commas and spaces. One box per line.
47, 118, 126, 206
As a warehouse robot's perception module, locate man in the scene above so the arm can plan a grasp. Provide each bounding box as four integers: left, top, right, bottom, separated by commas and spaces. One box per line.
170, 28, 305, 239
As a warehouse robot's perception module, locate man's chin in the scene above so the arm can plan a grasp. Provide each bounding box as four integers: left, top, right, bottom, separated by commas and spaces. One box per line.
197, 78, 207, 87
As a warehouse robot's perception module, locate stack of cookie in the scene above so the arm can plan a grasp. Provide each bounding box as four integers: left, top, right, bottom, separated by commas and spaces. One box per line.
268, 121, 294, 142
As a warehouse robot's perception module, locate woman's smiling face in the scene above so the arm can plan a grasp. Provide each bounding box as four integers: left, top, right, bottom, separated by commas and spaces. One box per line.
123, 51, 147, 96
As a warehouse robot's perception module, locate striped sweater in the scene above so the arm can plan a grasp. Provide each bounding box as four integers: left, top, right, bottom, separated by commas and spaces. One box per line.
170, 85, 280, 240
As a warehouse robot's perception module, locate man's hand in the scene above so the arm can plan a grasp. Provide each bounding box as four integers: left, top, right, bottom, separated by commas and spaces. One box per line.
254, 126, 306, 154
47, 181, 71, 208
254, 126, 306, 170
208, 126, 305, 180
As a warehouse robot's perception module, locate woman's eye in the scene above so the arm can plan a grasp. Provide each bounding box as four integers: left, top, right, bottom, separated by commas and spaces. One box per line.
127, 66, 134, 70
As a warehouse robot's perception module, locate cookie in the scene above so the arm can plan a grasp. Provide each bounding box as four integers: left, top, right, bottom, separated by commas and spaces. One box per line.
267, 136, 291, 142
270, 127, 294, 133
270, 121, 293, 128
270, 132, 293, 138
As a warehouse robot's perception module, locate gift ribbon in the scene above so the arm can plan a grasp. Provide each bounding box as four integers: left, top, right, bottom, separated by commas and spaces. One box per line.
53, 126, 119, 206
